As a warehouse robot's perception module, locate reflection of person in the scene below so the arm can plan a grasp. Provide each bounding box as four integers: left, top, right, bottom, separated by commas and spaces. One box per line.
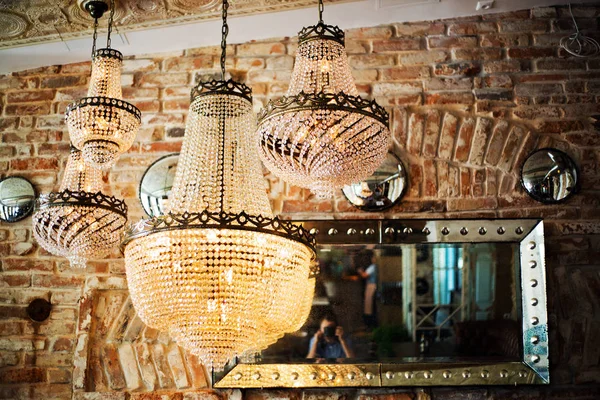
358, 250, 377, 329
307, 314, 354, 358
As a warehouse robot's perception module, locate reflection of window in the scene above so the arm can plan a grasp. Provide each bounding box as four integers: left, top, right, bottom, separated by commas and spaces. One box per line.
433, 246, 462, 306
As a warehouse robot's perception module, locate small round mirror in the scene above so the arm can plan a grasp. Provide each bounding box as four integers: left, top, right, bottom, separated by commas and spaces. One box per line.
139, 154, 178, 217
0, 176, 36, 223
342, 153, 408, 211
521, 148, 579, 204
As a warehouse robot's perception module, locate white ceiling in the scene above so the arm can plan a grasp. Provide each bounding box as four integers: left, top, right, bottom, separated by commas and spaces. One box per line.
0, 0, 596, 74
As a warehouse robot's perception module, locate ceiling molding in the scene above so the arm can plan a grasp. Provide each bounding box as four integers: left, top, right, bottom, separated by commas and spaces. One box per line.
0, 0, 596, 74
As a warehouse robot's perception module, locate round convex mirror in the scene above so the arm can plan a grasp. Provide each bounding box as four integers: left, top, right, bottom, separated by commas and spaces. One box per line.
0, 176, 36, 223
342, 153, 408, 211
139, 154, 178, 217
521, 148, 579, 204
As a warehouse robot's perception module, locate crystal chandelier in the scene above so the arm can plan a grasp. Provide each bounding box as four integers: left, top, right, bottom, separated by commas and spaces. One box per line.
256, 0, 391, 198
32, 147, 128, 268
122, 0, 317, 371
66, 0, 140, 170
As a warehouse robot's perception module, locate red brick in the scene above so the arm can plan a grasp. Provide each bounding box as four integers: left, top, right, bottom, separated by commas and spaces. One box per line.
392, 108, 408, 147
434, 62, 480, 77
0, 274, 30, 287
348, 54, 396, 69
498, 125, 524, 172
163, 99, 190, 111
398, 50, 449, 65
32, 275, 85, 288
536, 59, 586, 71
423, 159, 437, 197
515, 83, 563, 97
380, 66, 430, 80
346, 26, 393, 39
485, 120, 510, 166
438, 113, 458, 160
282, 200, 332, 213
10, 157, 58, 171
508, 47, 556, 58
499, 20, 549, 33
0, 368, 46, 384
163, 56, 214, 71
136, 73, 189, 87
455, 117, 476, 162
394, 22, 445, 36
481, 33, 529, 47
40, 75, 86, 88
460, 167, 471, 196
60, 61, 92, 74
38, 142, 71, 155
425, 92, 474, 105
408, 163, 423, 198
407, 113, 425, 155
6, 89, 55, 103
452, 48, 502, 61
428, 36, 478, 49
422, 110, 442, 157
448, 22, 497, 35
237, 42, 286, 56
141, 142, 182, 153
2, 259, 53, 272
483, 60, 523, 73
4, 102, 51, 116
373, 38, 422, 52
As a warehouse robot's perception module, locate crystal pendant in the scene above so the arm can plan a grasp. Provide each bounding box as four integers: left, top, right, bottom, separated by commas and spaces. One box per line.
66, 49, 141, 170
257, 23, 391, 198
123, 80, 316, 371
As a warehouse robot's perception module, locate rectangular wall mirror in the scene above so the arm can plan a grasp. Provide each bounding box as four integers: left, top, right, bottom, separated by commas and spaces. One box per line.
214, 219, 548, 388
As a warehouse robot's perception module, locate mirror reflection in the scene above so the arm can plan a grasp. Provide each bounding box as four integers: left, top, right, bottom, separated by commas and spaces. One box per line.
521, 148, 578, 203
0, 176, 36, 223
139, 153, 178, 217
256, 243, 521, 363
342, 153, 407, 211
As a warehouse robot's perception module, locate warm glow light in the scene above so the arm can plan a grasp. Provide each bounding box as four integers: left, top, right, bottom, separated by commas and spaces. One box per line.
123, 80, 316, 371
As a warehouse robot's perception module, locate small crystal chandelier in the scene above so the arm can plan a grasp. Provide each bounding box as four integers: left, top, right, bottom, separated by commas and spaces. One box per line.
32, 147, 128, 268
256, 0, 391, 198
122, 0, 317, 371
66, 0, 140, 170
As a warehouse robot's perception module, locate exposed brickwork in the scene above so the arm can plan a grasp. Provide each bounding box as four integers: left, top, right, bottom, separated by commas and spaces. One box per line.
1, 4, 600, 399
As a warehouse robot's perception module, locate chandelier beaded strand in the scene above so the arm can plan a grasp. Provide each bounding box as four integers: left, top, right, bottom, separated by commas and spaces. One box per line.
122, 0, 317, 371
256, 0, 391, 198
66, 0, 140, 170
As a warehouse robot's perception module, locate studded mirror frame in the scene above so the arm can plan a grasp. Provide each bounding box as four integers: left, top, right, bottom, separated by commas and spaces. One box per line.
214, 219, 548, 388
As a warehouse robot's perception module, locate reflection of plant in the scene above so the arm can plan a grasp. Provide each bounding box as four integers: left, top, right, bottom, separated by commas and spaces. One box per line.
371, 325, 410, 357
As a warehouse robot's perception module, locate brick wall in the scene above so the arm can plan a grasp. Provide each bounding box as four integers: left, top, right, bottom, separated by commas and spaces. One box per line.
1, 4, 600, 399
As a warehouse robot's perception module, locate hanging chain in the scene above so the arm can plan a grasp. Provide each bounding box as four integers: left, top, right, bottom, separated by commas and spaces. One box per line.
91, 17, 99, 58
318, 0, 324, 23
107, 0, 115, 49
220, 0, 229, 80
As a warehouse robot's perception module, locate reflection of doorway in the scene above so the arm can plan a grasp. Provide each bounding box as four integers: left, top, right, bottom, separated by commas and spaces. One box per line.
468, 244, 496, 321
407, 245, 465, 343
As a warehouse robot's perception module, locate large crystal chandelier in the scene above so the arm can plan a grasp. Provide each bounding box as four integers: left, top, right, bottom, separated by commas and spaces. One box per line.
256, 0, 391, 198
66, 0, 140, 170
32, 147, 128, 268
122, 0, 316, 371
